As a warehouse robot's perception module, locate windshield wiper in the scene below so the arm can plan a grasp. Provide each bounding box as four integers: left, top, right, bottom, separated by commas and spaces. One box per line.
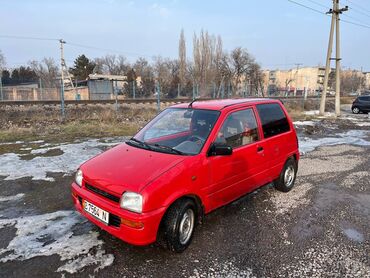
152, 144, 185, 155
127, 137, 152, 150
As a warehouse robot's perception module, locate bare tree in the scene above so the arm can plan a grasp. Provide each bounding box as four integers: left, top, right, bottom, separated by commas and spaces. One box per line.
29, 58, 59, 88
94, 55, 130, 75
193, 30, 221, 96
0, 50, 6, 79
133, 57, 155, 97
178, 29, 186, 91
341, 71, 365, 94
230, 47, 252, 96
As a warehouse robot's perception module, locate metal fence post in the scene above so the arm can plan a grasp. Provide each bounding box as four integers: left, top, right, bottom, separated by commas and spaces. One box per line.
177, 83, 180, 98
221, 82, 224, 99
192, 83, 195, 100
156, 82, 161, 113
39, 78, 43, 100
115, 80, 118, 112
60, 79, 65, 120
0, 77, 3, 101
133, 81, 136, 99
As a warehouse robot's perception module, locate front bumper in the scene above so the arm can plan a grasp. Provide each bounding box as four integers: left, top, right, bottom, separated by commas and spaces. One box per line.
71, 182, 166, 246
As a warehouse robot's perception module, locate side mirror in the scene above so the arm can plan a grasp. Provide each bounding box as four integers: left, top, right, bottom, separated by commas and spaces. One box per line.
208, 143, 233, 157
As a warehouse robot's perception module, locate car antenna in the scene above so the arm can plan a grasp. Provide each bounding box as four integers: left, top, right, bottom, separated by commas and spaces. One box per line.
188, 98, 199, 108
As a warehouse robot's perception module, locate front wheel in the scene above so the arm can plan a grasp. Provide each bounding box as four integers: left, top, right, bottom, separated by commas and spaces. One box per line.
160, 199, 196, 252
352, 107, 360, 114
274, 158, 298, 192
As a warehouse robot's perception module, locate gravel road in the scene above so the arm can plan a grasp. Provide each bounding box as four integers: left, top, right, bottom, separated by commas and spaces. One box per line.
0, 109, 369, 278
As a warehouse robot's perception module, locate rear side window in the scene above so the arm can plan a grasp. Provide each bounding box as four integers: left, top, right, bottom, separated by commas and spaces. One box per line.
359, 96, 370, 101
256, 103, 290, 139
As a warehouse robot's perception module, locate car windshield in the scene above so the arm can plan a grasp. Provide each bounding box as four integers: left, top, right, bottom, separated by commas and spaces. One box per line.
129, 108, 220, 155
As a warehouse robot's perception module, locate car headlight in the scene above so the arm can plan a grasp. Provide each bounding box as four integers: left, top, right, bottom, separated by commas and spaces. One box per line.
120, 192, 143, 213
75, 169, 83, 187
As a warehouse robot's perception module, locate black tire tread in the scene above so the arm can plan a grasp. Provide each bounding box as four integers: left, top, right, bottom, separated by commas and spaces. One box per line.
160, 198, 196, 253
274, 157, 297, 192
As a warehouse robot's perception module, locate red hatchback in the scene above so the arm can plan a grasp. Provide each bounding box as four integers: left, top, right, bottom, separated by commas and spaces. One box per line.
71, 99, 299, 252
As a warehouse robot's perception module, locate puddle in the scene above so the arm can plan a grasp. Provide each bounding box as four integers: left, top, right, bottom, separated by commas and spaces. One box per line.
292, 183, 370, 241
342, 228, 364, 243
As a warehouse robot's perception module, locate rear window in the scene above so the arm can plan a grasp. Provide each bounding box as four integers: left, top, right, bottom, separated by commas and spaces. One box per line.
256, 103, 290, 139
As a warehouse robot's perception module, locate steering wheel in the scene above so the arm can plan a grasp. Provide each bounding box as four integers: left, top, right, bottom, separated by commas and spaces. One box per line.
188, 135, 205, 144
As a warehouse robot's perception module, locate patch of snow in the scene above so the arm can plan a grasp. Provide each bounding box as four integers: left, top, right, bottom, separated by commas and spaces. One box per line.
0, 210, 114, 274
299, 130, 370, 154
29, 140, 44, 144
0, 193, 25, 202
0, 138, 125, 181
294, 121, 316, 126
356, 122, 370, 127
304, 110, 319, 116
0, 141, 24, 146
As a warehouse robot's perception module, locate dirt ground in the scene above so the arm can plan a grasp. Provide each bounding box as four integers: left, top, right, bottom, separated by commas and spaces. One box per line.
0, 105, 369, 278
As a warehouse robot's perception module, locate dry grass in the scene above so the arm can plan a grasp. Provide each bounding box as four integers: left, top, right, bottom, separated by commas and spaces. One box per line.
0, 103, 159, 143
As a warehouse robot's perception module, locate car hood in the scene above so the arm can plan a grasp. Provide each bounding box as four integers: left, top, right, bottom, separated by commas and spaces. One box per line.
81, 143, 186, 195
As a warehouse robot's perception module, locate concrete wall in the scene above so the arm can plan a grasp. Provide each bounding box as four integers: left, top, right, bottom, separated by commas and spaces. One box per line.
1, 86, 89, 101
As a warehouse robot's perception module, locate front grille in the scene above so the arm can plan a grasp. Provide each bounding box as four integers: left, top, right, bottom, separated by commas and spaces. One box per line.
109, 214, 121, 227
85, 183, 121, 203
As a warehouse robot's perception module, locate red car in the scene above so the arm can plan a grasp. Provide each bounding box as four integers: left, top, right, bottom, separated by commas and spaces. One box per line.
71, 98, 299, 252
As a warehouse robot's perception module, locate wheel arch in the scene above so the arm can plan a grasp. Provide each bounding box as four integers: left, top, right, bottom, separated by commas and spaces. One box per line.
156, 193, 204, 241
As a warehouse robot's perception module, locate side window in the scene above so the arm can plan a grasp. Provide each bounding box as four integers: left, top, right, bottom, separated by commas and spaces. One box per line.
256, 103, 290, 139
215, 108, 259, 148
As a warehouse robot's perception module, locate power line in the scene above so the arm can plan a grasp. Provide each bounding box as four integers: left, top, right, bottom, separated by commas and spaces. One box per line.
0, 34, 58, 41
287, 0, 327, 15
66, 42, 152, 58
305, 0, 330, 9
346, 0, 370, 15
0, 35, 153, 58
287, 0, 370, 29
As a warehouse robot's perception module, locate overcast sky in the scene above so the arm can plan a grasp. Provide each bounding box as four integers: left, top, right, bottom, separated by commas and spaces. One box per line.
1, 0, 370, 71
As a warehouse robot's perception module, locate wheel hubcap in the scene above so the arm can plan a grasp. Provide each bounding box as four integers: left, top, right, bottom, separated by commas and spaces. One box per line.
353, 108, 359, 114
179, 209, 195, 245
284, 165, 295, 187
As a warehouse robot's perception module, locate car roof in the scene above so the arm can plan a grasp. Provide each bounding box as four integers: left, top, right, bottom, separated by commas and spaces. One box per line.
171, 98, 280, 111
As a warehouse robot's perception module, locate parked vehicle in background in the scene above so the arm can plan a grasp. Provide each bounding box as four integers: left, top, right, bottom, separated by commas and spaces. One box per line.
71, 98, 300, 252
352, 96, 370, 114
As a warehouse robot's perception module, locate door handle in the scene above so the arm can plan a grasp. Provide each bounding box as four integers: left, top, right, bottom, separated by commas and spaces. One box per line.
257, 146, 264, 152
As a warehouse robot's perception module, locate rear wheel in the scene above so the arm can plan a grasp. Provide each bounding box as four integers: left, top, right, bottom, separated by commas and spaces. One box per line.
160, 199, 196, 252
352, 107, 360, 114
275, 158, 297, 192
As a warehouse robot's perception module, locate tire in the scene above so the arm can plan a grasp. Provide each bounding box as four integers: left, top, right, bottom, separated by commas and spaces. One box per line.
160, 199, 196, 253
352, 107, 360, 114
274, 158, 298, 192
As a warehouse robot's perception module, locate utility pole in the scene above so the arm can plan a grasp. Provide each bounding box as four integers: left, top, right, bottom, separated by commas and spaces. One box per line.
294, 63, 302, 97
320, 0, 348, 116
60, 39, 66, 120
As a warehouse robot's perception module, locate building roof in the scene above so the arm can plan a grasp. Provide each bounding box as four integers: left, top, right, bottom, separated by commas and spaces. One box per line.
88, 74, 127, 81
172, 98, 278, 110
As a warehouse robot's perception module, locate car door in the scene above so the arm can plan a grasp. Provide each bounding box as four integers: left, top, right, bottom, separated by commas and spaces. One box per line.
255, 103, 293, 180
362, 96, 370, 112
205, 106, 270, 210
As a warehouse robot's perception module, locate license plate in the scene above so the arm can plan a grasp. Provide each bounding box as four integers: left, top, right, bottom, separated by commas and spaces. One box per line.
83, 200, 109, 225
